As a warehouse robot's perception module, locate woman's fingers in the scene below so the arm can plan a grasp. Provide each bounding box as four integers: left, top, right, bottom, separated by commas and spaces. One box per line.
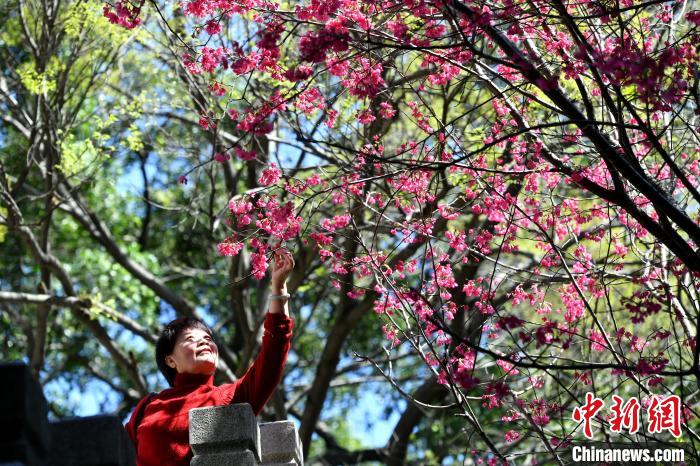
271, 247, 294, 272
284, 257, 293, 273
269, 246, 294, 280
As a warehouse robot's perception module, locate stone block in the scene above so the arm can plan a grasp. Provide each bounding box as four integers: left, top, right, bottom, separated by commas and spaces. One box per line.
48, 414, 135, 466
0, 363, 49, 466
190, 450, 258, 466
259, 421, 303, 465
189, 404, 261, 460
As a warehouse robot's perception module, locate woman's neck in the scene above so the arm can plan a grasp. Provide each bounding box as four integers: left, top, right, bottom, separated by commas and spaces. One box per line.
173, 371, 215, 388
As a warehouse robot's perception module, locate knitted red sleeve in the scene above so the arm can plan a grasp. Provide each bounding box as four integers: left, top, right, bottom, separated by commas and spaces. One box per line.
223, 312, 293, 414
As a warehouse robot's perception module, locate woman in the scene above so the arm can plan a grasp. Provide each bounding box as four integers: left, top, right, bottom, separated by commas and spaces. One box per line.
125, 248, 295, 466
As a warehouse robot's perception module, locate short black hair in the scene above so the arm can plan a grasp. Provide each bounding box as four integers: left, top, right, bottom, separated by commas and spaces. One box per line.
156, 317, 213, 386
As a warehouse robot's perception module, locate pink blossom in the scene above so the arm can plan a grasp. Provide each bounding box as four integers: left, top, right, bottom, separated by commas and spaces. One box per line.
321, 214, 351, 232
213, 152, 230, 163
295, 0, 342, 21
200, 47, 225, 73
235, 147, 257, 161
204, 19, 221, 35
306, 173, 322, 186
228, 199, 253, 215
228, 199, 253, 225
103, 0, 143, 29
378, 102, 396, 119
251, 251, 268, 279
217, 241, 243, 257
445, 231, 467, 251
482, 381, 511, 409
258, 163, 282, 186
341, 58, 385, 98
497, 359, 519, 375
324, 109, 338, 128
687, 10, 700, 25
453, 351, 479, 390
346, 11, 371, 30
183, 53, 202, 75
588, 330, 607, 352
184, 0, 211, 18
309, 232, 333, 246
295, 87, 325, 114
504, 430, 521, 443
283, 65, 314, 82
424, 21, 445, 39
198, 116, 211, 130
299, 25, 349, 63
326, 57, 350, 77
237, 100, 276, 134
382, 323, 401, 346
257, 21, 284, 56
357, 109, 375, 124
435, 263, 457, 288
231, 54, 257, 75
387, 19, 409, 41
208, 82, 226, 96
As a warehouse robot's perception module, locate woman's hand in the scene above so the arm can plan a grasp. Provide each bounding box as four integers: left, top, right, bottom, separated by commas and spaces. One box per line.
270, 247, 294, 293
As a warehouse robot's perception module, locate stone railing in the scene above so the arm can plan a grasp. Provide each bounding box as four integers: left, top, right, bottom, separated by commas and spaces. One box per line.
190, 404, 303, 466
0, 363, 303, 466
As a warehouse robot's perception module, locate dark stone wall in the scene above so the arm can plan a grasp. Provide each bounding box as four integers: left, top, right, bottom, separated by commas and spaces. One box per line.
0, 363, 134, 466
0, 363, 303, 466
0, 362, 50, 466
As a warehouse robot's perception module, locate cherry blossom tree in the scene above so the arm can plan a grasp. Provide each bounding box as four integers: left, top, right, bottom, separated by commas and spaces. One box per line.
6, 0, 700, 461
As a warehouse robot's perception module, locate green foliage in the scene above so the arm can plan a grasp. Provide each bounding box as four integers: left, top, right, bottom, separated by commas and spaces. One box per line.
0, 16, 21, 47
57, 132, 108, 177
0, 207, 7, 243
17, 57, 64, 96
125, 124, 145, 152
60, 0, 136, 45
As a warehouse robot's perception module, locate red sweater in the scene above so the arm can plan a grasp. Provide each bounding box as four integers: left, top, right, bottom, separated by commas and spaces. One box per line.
125, 312, 293, 466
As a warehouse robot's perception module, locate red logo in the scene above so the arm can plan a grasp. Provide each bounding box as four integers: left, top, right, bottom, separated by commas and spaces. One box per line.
573, 393, 683, 438
609, 395, 640, 434
648, 395, 682, 438
572, 392, 605, 439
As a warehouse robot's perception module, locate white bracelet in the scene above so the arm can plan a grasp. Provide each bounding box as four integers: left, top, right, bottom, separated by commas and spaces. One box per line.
270, 293, 291, 301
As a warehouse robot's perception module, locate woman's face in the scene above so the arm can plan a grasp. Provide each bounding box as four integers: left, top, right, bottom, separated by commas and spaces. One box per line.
165, 327, 218, 376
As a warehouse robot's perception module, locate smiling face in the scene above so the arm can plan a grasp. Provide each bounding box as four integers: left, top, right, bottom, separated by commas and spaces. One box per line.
165, 327, 218, 376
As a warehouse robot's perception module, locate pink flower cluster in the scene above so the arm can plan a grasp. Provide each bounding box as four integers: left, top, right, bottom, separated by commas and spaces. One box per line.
295, 0, 343, 21
217, 240, 243, 257
341, 58, 385, 98
229, 198, 254, 226
234, 147, 257, 161
103, 0, 144, 29
594, 41, 694, 110
299, 20, 350, 63
237, 93, 286, 135
258, 163, 282, 186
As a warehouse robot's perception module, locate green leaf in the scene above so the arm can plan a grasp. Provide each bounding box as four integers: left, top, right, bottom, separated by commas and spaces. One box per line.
0, 207, 7, 243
